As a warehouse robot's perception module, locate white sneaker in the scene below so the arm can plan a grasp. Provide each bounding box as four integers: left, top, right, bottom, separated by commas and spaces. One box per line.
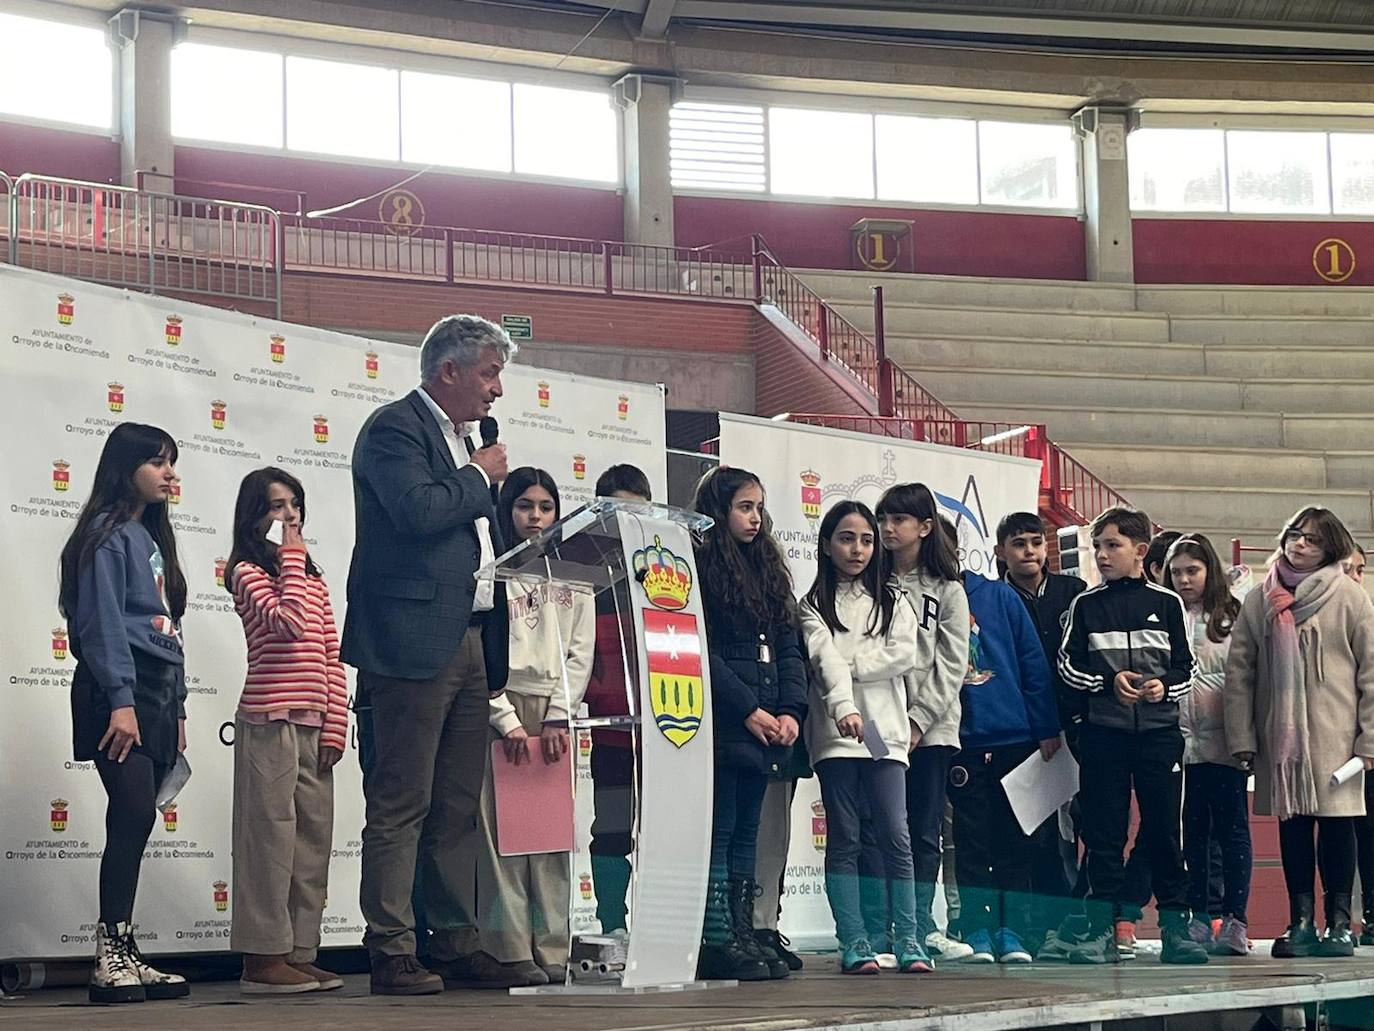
924, 929, 974, 961
89, 922, 145, 1004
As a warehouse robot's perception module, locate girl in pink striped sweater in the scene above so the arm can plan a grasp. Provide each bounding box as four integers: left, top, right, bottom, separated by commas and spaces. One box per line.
226, 467, 348, 995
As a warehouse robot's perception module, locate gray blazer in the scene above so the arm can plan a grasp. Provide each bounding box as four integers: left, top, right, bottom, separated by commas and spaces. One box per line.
341, 389, 509, 689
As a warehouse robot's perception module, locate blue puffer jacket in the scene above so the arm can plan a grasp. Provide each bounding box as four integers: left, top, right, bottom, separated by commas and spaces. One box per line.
959, 572, 1060, 750
703, 596, 808, 774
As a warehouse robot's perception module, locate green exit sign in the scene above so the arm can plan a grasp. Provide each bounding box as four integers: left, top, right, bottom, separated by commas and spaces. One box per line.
501, 314, 532, 340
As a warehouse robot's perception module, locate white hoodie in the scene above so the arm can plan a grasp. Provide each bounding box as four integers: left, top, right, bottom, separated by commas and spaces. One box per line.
490, 583, 595, 736
801, 581, 920, 766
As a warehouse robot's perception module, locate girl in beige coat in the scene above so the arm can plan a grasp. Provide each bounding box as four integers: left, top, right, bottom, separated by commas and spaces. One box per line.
1224, 507, 1374, 959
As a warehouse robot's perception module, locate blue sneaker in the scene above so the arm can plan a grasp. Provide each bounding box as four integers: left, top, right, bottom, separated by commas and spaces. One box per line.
896, 937, 935, 973
966, 928, 996, 963
840, 938, 880, 975
995, 928, 1032, 964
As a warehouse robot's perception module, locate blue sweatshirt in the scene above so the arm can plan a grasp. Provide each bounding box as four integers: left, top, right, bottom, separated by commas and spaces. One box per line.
959, 571, 1059, 750
71, 519, 185, 712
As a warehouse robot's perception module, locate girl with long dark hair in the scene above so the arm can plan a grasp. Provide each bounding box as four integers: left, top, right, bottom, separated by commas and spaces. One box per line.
801, 501, 925, 973
476, 467, 594, 985
59, 423, 190, 1004
691, 466, 807, 981
226, 467, 347, 994
875, 482, 972, 964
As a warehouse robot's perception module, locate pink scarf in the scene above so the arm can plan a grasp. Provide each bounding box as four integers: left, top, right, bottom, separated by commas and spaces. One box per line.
1263, 559, 1343, 820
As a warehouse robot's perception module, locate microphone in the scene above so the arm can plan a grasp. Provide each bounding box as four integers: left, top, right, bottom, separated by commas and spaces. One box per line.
479, 416, 499, 449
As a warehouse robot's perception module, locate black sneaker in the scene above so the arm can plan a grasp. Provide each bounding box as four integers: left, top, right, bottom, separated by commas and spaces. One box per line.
1272, 923, 1319, 959
1067, 927, 1120, 965
755, 929, 803, 971
1161, 924, 1210, 965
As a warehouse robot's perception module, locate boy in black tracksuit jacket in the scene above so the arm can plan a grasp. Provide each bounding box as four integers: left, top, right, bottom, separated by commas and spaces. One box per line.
1055, 507, 1206, 965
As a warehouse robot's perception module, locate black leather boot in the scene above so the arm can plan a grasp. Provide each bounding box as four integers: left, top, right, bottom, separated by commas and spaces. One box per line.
1316, 892, 1356, 957
697, 880, 770, 982
729, 879, 787, 979
1271, 892, 1318, 959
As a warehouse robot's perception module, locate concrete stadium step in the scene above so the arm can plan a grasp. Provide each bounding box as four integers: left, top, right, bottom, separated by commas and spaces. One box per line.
956, 402, 1282, 448
917, 366, 1241, 410
914, 366, 1374, 414
831, 301, 1172, 341
1118, 485, 1374, 536
1058, 443, 1329, 491
799, 269, 1138, 311
953, 403, 1374, 453
1138, 285, 1374, 318
890, 335, 1374, 380
888, 335, 1205, 376
1170, 314, 1374, 345
1204, 344, 1374, 379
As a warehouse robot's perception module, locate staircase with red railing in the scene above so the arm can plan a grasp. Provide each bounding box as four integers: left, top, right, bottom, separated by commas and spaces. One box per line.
0, 169, 1132, 528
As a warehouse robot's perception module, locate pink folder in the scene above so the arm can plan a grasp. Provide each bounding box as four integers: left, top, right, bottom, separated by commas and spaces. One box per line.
490, 740, 576, 856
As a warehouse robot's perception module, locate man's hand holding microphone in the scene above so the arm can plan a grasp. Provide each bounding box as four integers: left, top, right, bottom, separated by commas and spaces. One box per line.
472, 415, 508, 484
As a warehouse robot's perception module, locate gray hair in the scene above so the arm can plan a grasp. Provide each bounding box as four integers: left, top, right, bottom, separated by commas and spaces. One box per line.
418, 314, 517, 383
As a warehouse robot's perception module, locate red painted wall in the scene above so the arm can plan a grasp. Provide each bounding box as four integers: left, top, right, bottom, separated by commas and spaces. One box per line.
0, 122, 120, 184
1134, 218, 1374, 286
173, 147, 624, 240
675, 196, 1087, 280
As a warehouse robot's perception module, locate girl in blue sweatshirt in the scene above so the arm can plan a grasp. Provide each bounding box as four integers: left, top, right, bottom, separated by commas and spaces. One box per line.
58, 423, 191, 1005
949, 518, 1061, 965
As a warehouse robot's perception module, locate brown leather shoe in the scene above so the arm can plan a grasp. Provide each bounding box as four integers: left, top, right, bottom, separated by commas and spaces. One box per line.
369, 954, 443, 996
434, 951, 548, 989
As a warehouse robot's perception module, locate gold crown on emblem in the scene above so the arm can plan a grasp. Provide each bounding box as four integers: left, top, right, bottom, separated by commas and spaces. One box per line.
800, 469, 821, 487
632, 535, 692, 611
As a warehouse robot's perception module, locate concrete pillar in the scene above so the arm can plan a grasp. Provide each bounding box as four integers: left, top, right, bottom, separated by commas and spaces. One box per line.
109, 9, 176, 188
1073, 106, 1137, 284
612, 73, 681, 247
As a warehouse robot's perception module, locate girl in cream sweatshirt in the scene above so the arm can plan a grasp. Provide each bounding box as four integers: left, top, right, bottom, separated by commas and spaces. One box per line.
476, 467, 594, 983
801, 501, 923, 974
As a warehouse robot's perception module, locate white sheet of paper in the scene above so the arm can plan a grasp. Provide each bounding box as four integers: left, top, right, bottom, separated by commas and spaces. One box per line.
1001, 745, 1080, 836
1332, 757, 1364, 787
862, 719, 889, 760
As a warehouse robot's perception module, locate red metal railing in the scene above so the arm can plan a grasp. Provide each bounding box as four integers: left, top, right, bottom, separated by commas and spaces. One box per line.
9, 173, 282, 315
1232, 538, 1273, 567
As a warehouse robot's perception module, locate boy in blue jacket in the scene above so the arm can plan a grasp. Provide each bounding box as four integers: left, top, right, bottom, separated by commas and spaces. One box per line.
951, 565, 1062, 965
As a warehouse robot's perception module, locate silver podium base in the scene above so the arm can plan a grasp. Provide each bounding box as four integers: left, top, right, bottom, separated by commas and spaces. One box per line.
510, 978, 738, 996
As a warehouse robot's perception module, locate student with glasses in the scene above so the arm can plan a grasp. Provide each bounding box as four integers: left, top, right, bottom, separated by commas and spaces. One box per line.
1225, 508, 1374, 958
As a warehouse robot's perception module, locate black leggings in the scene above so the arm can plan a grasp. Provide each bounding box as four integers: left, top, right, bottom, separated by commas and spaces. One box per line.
1279, 814, 1357, 901
94, 752, 163, 926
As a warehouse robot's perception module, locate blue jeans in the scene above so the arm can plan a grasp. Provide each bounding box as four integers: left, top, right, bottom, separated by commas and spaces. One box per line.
818, 758, 917, 948
709, 765, 768, 881
1184, 763, 1252, 923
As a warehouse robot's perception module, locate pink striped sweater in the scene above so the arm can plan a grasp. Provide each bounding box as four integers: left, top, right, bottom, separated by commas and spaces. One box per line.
231, 546, 349, 752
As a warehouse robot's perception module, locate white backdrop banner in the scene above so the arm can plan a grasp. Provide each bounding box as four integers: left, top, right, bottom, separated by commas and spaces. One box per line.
0, 264, 666, 962
715, 413, 1042, 948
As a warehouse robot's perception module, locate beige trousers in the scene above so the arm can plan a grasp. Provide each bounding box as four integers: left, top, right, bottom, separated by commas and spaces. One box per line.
230, 720, 334, 961
754, 778, 796, 929
474, 690, 571, 967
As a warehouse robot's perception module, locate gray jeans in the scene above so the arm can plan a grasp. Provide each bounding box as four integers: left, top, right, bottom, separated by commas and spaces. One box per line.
359, 628, 489, 959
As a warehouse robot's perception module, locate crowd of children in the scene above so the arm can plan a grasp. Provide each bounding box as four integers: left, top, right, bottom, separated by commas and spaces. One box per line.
60, 421, 1374, 1003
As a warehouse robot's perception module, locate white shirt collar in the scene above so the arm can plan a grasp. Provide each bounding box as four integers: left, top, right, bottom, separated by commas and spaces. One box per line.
417, 387, 475, 438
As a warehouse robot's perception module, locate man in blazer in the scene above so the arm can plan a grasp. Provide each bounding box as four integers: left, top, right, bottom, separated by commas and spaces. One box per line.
343, 314, 519, 995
